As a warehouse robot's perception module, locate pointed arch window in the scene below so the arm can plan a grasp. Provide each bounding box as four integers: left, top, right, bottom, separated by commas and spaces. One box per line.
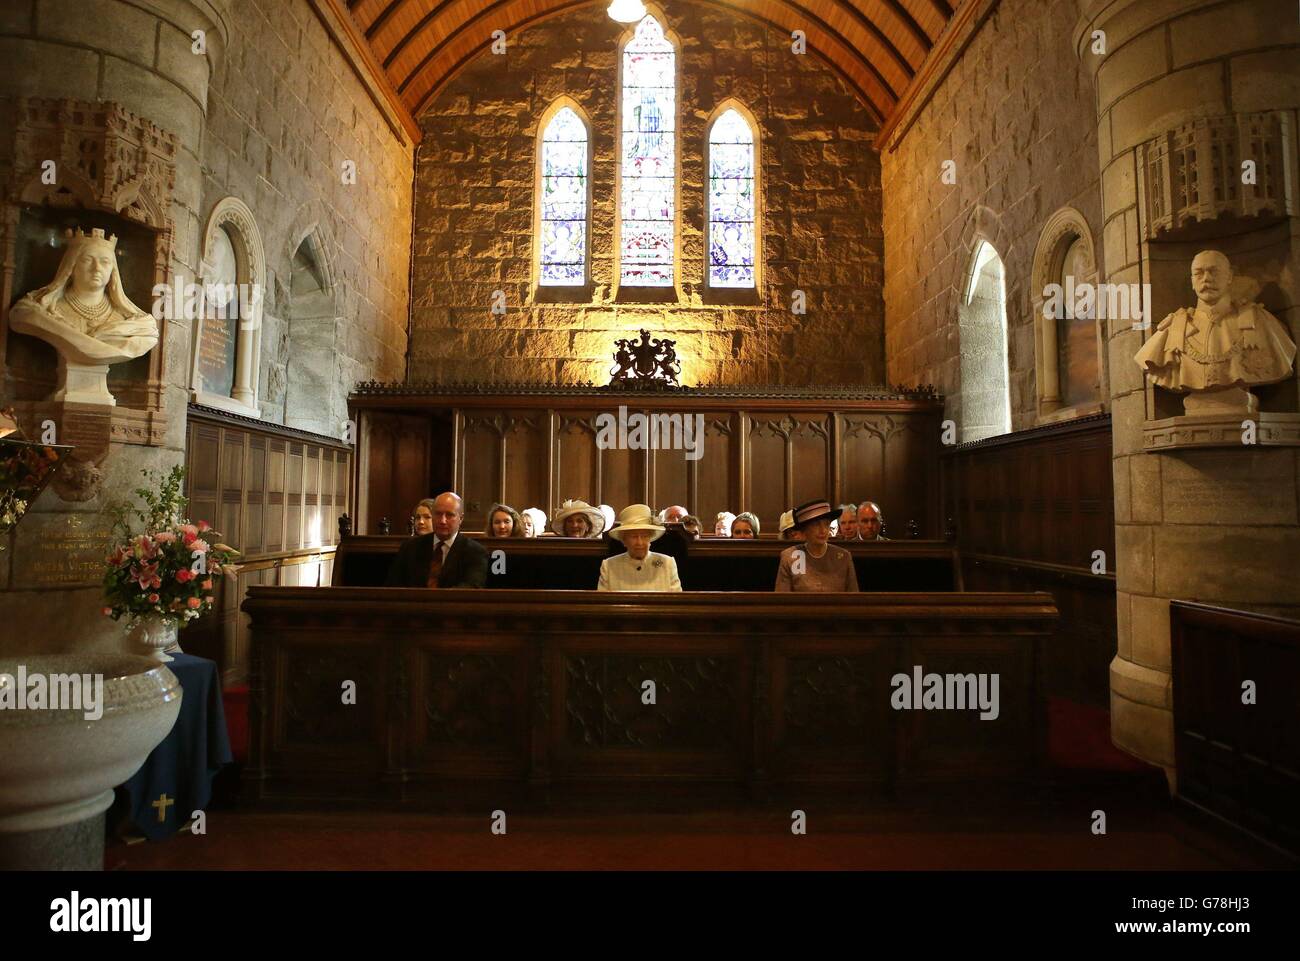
707, 107, 757, 288
619, 14, 676, 287
538, 104, 589, 286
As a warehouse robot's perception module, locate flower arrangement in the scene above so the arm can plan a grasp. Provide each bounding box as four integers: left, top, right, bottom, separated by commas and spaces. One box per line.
0, 434, 66, 551
102, 465, 239, 627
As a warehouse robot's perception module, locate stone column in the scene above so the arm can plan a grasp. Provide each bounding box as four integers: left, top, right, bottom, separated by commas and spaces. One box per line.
0, 0, 228, 655
1074, 0, 1300, 785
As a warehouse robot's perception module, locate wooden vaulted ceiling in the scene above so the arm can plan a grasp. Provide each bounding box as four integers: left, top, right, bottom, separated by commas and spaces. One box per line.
342, 0, 963, 126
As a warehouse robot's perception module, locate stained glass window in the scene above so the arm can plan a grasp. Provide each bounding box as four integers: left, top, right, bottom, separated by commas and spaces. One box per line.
708, 108, 756, 288
620, 15, 675, 287
539, 106, 588, 286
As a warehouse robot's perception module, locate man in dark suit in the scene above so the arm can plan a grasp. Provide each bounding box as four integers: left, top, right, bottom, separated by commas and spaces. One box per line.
386, 491, 489, 588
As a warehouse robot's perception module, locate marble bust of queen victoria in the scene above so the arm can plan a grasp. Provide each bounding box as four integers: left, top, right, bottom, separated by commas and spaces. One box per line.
8, 228, 158, 406
1135, 250, 1296, 414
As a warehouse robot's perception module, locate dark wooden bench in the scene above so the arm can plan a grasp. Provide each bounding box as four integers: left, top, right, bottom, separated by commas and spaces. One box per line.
333, 535, 963, 592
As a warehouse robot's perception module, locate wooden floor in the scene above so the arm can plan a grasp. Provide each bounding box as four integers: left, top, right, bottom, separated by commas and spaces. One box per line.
107, 774, 1291, 871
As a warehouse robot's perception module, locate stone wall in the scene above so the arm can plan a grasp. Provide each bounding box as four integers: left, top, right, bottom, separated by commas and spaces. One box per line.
1078, 0, 1300, 778
410, 6, 884, 387
881, 0, 1104, 433
201, 0, 413, 437
0, 0, 412, 655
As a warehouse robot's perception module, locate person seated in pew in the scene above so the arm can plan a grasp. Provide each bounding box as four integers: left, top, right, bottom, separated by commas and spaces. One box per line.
714, 511, 736, 537
730, 511, 759, 538
858, 501, 889, 541
660, 505, 689, 525
386, 491, 489, 588
779, 510, 803, 541
485, 503, 524, 538
412, 498, 436, 536
776, 499, 859, 592
552, 499, 605, 538
520, 507, 546, 538
835, 503, 859, 540
597, 504, 683, 592
681, 514, 702, 540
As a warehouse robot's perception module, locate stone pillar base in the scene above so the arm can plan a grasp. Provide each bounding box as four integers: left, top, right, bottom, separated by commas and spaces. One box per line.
0, 812, 105, 871
1110, 655, 1175, 793
53, 359, 116, 407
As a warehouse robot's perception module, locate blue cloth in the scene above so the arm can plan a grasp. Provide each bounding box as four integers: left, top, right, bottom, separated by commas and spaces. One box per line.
116, 652, 233, 841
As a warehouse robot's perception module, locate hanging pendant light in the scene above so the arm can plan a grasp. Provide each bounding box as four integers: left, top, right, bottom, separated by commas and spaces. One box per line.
607, 0, 647, 24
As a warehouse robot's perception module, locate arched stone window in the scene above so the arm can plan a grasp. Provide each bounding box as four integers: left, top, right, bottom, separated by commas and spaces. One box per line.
285, 232, 342, 438
535, 99, 591, 289
616, 11, 677, 290
958, 241, 1011, 443
1030, 207, 1104, 421
191, 197, 265, 417
706, 102, 760, 291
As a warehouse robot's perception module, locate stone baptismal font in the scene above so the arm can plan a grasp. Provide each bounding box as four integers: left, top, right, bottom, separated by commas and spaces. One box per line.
8, 228, 158, 407
1135, 250, 1296, 415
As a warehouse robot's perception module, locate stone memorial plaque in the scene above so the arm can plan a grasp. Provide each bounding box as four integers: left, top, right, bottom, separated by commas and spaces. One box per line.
198, 312, 238, 397
12, 512, 115, 588
198, 225, 239, 398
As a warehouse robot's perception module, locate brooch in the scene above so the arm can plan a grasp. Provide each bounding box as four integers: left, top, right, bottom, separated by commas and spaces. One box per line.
652, 558, 663, 568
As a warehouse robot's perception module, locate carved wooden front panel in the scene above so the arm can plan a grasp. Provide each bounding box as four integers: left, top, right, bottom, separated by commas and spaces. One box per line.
563, 654, 743, 751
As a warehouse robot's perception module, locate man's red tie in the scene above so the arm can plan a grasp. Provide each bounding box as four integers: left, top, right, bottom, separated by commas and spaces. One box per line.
426, 540, 445, 588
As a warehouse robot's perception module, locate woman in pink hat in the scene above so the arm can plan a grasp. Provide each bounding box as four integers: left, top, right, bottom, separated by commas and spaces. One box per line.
775, 499, 859, 592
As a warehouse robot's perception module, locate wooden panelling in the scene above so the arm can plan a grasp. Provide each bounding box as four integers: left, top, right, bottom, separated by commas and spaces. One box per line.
360, 411, 432, 533
943, 414, 1116, 705
357, 388, 945, 537
1172, 602, 1300, 853
183, 405, 354, 685
242, 587, 1055, 802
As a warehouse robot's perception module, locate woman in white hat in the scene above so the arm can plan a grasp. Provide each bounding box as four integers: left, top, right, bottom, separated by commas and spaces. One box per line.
552, 499, 606, 538
597, 504, 683, 592
520, 507, 547, 538
775, 499, 859, 592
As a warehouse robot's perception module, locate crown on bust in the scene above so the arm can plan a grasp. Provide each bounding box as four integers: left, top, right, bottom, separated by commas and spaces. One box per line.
64, 227, 119, 251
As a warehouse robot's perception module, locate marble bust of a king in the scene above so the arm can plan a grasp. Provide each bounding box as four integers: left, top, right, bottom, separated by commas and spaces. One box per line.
8, 227, 158, 406
1134, 250, 1296, 414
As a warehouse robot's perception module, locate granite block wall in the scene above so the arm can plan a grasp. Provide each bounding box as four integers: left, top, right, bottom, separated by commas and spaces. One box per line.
410, 6, 885, 388
881, 0, 1104, 433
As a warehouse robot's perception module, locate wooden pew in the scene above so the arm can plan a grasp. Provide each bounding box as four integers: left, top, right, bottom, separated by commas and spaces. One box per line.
242, 587, 1055, 805
333, 535, 963, 592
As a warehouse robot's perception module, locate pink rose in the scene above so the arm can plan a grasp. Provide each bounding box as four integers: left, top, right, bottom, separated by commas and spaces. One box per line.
181, 524, 198, 537
186, 597, 202, 610
154, 531, 176, 544
197, 520, 211, 532
201, 578, 213, 590
148, 593, 160, 603
175, 568, 193, 583
190, 539, 209, 554
101, 606, 112, 616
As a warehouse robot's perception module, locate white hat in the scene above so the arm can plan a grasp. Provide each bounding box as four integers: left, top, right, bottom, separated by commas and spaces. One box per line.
779, 510, 796, 534
608, 504, 666, 542
520, 507, 547, 536
552, 499, 605, 536
714, 511, 736, 535
597, 504, 616, 532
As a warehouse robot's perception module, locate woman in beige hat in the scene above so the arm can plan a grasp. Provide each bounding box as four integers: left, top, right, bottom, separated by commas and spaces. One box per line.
597, 504, 683, 592
775, 499, 859, 592
552, 499, 606, 538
